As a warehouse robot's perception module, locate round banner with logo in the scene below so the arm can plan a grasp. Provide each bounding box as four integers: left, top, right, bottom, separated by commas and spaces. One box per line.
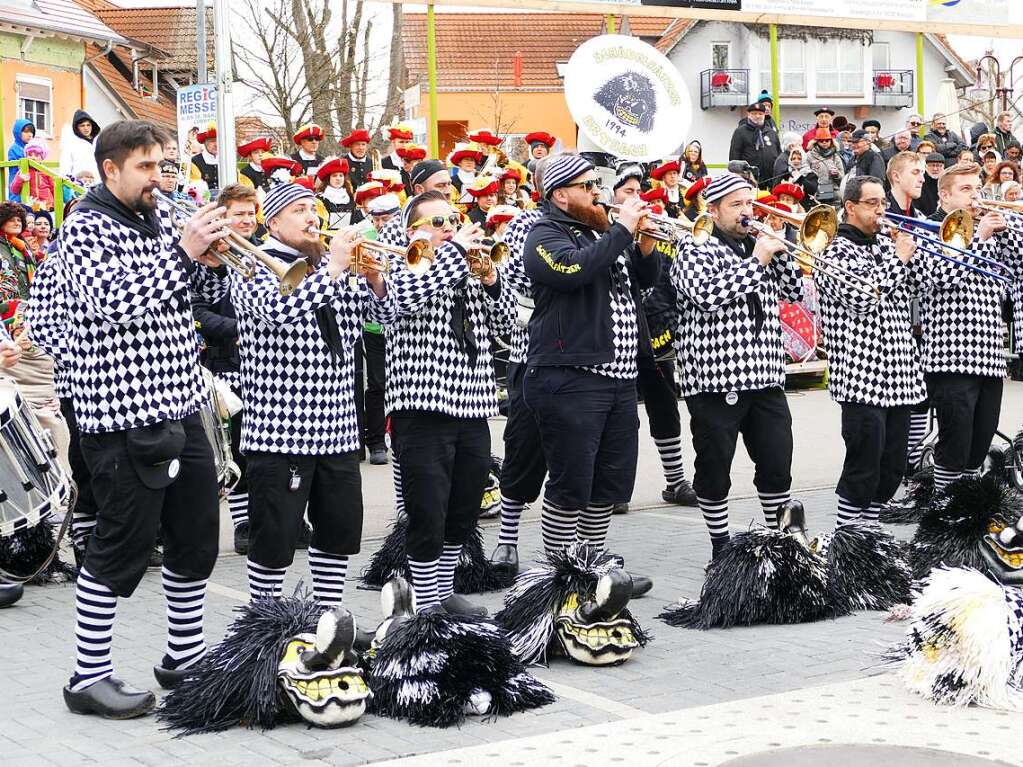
564, 34, 692, 163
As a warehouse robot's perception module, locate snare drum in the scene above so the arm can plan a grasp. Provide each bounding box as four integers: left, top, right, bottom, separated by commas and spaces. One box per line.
0, 378, 71, 538
198, 369, 240, 495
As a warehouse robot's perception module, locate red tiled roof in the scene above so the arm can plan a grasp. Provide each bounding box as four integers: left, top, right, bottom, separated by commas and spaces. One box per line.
0, 0, 127, 45
403, 12, 677, 92
85, 43, 177, 129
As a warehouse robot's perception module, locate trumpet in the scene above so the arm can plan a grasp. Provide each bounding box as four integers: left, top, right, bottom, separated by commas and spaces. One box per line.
607, 205, 714, 246
880, 210, 1011, 283
315, 228, 435, 277
743, 202, 880, 301
155, 190, 309, 296
465, 239, 509, 279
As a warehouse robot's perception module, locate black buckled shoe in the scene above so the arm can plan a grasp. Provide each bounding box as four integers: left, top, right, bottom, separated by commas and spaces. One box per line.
0, 582, 23, 608
63, 677, 156, 719
233, 521, 250, 556
662, 481, 698, 506
489, 543, 519, 578
440, 593, 488, 617
630, 574, 653, 598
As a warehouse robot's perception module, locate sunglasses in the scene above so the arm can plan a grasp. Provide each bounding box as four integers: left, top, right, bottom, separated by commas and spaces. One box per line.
908, 122, 921, 127
411, 213, 463, 229
564, 179, 600, 191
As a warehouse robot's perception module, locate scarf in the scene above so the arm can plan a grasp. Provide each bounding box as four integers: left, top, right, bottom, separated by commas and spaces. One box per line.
837, 222, 877, 248
76, 182, 161, 239
713, 228, 764, 336
449, 276, 478, 367
322, 185, 351, 206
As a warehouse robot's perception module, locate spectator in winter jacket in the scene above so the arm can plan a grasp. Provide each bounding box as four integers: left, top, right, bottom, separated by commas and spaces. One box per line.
10, 139, 64, 209
806, 128, 844, 206
681, 141, 708, 184
802, 107, 838, 151
994, 112, 1018, 154
923, 113, 967, 167
728, 102, 780, 189
882, 130, 914, 166
6, 119, 35, 200
773, 146, 818, 202
848, 130, 886, 180
58, 109, 100, 180
917, 152, 945, 216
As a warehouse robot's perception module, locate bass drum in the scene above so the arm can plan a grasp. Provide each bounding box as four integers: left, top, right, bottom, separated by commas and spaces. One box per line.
0, 377, 71, 538
198, 368, 240, 497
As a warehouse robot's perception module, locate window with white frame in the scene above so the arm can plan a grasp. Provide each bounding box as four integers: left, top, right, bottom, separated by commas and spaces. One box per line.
760, 39, 806, 97
16, 77, 52, 135
872, 42, 891, 71
712, 42, 730, 70
817, 40, 865, 97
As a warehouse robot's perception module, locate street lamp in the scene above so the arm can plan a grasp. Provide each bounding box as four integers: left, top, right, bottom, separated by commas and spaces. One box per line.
975, 53, 1023, 113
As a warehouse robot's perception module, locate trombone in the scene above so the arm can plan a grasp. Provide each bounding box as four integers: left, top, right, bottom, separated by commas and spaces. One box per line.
744, 202, 880, 301
156, 191, 309, 296
977, 199, 1023, 234
607, 205, 715, 246
881, 210, 1012, 283
315, 229, 435, 277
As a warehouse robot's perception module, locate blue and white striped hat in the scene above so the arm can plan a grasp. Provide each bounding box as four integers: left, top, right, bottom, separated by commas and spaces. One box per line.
703, 173, 753, 204
262, 183, 314, 222
543, 154, 594, 199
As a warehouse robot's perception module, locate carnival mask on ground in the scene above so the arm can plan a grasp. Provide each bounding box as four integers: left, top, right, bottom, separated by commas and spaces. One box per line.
982, 516, 1023, 586
554, 569, 639, 666
276, 607, 370, 727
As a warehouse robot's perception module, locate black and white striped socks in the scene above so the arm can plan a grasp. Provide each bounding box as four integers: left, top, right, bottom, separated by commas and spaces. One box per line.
757, 490, 788, 530
655, 436, 686, 491
577, 504, 613, 548
162, 567, 207, 671
227, 491, 248, 530
436, 543, 462, 602
71, 509, 96, 549
497, 496, 526, 547
906, 410, 929, 469
407, 557, 440, 611
247, 559, 286, 601
541, 497, 579, 553
392, 457, 405, 517
71, 567, 116, 691
697, 496, 729, 542
861, 502, 883, 525
836, 495, 863, 527
308, 548, 349, 609
932, 463, 963, 495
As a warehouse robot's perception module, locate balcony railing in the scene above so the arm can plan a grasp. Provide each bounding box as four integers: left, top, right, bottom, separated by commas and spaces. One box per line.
872, 69, 914, 108
700, 68, 749, 110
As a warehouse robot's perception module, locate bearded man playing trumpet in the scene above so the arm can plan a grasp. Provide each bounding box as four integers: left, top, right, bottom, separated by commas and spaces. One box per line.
385, 190, 515, 616
230, 182, 394, 611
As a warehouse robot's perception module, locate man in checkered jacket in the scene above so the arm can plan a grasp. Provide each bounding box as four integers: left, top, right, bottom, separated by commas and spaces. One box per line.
522, 153, 660, 566
40, 121, 231, 719
384, 189, 515, 615
916, 162, 1023, 493
233, 182, 394, 613
671, 172, 803, 560
817, 175, 924, 526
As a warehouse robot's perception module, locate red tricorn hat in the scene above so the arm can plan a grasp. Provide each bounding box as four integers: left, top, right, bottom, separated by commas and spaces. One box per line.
649, 160, 680, 181
524, 131, 556, 148
397, 144, 427, 161
683, 176, 712, 202
468, 176, 500, 197
486, 204, 519, 225
468, 128, 502, 146
449, 144, 484, 166
293, 176, 315, 191
341, 128, 372, 147
501, 166, 523, 183
315, 158, 350, 182
640, 186, 668, 204
262, 156, 304, 177
292, 123, 324, 143
196, 124, 217, 143
388, 124, 414, 141
354, 181, 387, 205
771, 182, 805, 202
237, 136, 273, 157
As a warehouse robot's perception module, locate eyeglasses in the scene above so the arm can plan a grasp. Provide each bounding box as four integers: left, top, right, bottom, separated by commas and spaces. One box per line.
564, 179, 600, 192
854, 198, 886, 209
908, 121, 921, 127
411, 213, 463, 229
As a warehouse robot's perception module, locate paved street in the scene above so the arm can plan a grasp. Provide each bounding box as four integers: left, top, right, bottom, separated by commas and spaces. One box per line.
4, 384, 1023, 766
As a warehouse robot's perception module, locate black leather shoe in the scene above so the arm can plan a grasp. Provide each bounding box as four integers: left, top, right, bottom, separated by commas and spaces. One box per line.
711, 536, 730, 562
630, 574, 653, 598
0, 583, 23, 608
489, 543, 519, 577
63, 677, 156, 719
153, 664, 190, 690
441, 594, 488, 617
297, 522, 313, 550
662, 481, 698, 506
369, 448, 389, 465
233, 521, 250, 556
147, 546, 163, 569
612, 503, 630, 515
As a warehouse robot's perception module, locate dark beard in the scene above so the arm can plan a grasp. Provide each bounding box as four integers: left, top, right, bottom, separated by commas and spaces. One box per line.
135, 185, 158, 213
565, 199, 610, 232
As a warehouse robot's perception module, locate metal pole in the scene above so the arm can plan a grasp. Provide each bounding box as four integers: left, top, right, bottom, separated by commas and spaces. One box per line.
605, 14, 617, 35
769, 24, 781, 127
197, 0, 207, 83
426, 2, 440, 158
915, 33, 925, 135
213, 0, 236, 186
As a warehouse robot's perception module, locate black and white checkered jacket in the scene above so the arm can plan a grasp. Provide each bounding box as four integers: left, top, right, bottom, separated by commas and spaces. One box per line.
500, 208, 544, 365
817, 230, 926, 407
25, 254, 72, 399
914, 222, 1023, 378
51, 204, 225, 433
385, 240, 515, 418
231, 238, 396, 454
671, 231, 803, 397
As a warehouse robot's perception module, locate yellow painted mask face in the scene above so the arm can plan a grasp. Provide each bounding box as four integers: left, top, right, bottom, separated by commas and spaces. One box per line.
277, 634, 371, 727
981, 517, 1023, 585
554, 592, 639, 666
